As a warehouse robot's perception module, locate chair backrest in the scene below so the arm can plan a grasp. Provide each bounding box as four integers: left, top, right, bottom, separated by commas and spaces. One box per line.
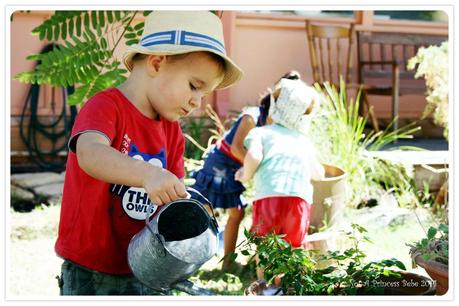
357, 31, 447, 92
305, 21, 355, 85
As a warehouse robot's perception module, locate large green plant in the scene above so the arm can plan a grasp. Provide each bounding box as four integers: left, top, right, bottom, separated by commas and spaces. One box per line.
310, 80, 421, 207
239, 224, 406, 295
14, 10, 150, 106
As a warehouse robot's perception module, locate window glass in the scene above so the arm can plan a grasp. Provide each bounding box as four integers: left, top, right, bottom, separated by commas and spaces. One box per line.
374, 11, 447, 22
241, 10, 354, 18
239, 10, 448, 23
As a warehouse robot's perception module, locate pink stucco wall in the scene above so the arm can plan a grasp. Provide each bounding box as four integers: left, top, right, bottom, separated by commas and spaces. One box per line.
10, 11, 448, 154
228, 12, 448, 120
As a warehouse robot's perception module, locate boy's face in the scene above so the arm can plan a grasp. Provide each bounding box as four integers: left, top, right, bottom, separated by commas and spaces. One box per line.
147, 52, 224, 121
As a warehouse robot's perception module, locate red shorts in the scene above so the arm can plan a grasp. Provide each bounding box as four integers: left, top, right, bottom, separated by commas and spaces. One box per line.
250, 196, 312, 248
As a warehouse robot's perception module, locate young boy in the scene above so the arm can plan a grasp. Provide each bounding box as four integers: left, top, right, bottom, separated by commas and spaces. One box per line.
55, 11, 242, 295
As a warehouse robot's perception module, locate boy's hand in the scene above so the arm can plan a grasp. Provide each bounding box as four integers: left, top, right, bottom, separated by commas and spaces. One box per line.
142, 167, 188, 206
76, 132, 187, 206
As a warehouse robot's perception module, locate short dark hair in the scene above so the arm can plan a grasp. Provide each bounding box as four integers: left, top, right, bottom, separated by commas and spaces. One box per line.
131, 53, 148, 63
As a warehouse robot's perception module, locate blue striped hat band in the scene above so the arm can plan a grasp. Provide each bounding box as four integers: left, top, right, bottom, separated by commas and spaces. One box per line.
141, 30, 226, 55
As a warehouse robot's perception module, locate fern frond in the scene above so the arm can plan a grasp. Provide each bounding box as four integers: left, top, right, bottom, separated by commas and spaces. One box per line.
67, 69, 127, 105
32, 11, 81, 40
15, 34, 111, 87
17, 10, 139, 106
31, 10, 132, 41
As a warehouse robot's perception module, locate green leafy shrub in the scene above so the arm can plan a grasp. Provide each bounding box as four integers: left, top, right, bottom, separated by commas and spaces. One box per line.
409, 223, 448, 266
311, 80, 421, 207
239, 224, 406, 295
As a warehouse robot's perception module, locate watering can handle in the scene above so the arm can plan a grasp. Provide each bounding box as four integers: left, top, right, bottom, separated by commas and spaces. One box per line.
143, 187, 219, 232
186, 187, 219, 232
186, 187, 213, 208
142, 187, 214, 226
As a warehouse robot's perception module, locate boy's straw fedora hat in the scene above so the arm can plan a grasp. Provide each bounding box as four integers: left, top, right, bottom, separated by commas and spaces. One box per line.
123, 11, 243, 89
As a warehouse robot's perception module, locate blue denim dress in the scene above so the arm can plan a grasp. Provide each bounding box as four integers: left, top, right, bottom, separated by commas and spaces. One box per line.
191, 106, 266, 209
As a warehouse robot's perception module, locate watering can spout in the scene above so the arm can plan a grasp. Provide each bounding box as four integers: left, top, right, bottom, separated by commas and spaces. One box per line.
172, 279, 215, 296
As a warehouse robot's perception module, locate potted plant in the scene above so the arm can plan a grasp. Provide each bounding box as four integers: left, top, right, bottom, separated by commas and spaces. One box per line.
409, 223, 448, 295
240, 224, 435, 295
310, 164, 347, 230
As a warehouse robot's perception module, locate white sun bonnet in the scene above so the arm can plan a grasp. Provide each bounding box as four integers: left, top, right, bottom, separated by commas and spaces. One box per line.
269, 79, 321, 135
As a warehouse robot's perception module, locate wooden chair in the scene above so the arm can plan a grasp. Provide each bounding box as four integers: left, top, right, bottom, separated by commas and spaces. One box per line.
356, 31, 447, 131
306, 21, 380, 131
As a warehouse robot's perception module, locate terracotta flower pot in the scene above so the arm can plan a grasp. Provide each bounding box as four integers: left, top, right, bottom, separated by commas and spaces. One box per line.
245, 272, 436, 296
310, 164, 347, 230
413, 254, 448, 295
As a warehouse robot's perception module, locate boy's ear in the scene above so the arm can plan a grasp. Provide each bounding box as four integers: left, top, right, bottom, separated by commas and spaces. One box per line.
146, 55, 167, 75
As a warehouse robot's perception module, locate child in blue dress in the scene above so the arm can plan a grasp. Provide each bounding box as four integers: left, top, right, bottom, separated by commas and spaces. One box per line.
191, 71, 301, 269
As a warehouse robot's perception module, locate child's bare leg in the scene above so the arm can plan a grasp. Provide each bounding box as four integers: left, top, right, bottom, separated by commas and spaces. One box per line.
222, 207, 245, 268
255, 254, 265, 280
255, 251, 282, 286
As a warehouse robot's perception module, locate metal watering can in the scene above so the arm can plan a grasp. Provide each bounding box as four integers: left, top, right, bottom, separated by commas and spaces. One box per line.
127, 188, 219, 295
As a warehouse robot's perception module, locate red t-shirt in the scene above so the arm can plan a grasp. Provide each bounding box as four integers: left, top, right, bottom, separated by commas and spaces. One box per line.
55, 88, 185, 275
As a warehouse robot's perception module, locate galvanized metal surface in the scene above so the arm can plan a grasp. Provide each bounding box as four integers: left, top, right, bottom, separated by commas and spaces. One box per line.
127, 192, 219, 293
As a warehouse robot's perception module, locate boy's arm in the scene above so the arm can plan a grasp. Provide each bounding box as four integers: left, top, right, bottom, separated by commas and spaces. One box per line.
76, 132, 187, 205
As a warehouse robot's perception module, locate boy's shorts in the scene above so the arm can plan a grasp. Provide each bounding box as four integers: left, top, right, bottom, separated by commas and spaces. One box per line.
58, 260, 168, 295
251, 196, 312, 248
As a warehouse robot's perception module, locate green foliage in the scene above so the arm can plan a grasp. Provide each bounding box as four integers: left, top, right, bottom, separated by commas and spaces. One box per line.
415, 180, 435, 209
409, 223, 448, 265
238, 224, 406, 295
14, 10, 146, 106
181, 117, 208, 160
204, 104, 227, 145
311, 80, 421, 207
15, 10, 221, 106
180, 102, 230, 163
